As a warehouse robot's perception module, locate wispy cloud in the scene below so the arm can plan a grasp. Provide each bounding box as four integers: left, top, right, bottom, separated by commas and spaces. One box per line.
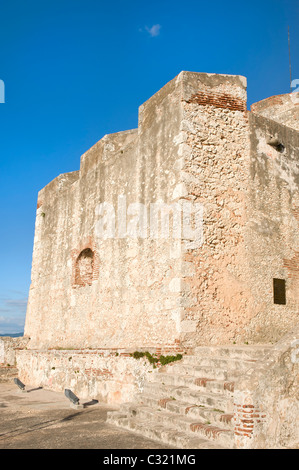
140, 24, 161, 38
0, 296, 27, 335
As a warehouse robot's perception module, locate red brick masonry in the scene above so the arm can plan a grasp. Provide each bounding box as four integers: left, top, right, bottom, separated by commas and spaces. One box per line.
186, 91, 247, 112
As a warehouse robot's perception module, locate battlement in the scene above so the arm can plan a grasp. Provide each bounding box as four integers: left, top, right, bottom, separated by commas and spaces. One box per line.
251, 92, 299, 131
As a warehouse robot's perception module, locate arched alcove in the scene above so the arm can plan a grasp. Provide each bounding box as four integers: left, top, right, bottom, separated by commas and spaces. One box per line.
75, 248, 94, 286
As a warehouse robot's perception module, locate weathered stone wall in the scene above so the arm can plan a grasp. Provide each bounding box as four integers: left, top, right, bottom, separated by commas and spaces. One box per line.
16, 348, 172, 404
177, 73, 252, 346
15, 72, 299, 429
24, 71, 299, 353
244, 114, 299, 342
251, 93, 299, 131
24, 73, 192, 350
175, 76, 299, 346
0, 336, 29, 366
18, 72, 299, 442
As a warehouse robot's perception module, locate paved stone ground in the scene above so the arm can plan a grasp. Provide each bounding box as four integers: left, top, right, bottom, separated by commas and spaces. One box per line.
0, 383, 174, 450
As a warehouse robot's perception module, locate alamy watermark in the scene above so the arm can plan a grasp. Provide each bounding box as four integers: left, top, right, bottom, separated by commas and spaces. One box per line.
291, 339, 299, 364
95, 195, 204, 246
0, 80, 4, 103
291, 79, 299, 104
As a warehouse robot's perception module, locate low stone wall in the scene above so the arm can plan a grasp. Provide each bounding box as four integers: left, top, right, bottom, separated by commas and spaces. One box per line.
234, 326, 299, 449
0, 336, 29, 367
16, 348, 183, 404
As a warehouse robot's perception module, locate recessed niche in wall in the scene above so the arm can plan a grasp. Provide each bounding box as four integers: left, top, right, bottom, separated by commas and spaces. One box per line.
273, 278, 286, 305
75, 248, 94, 286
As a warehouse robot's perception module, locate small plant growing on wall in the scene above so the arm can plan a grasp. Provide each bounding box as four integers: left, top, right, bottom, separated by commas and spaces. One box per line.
130, 351, 183, 367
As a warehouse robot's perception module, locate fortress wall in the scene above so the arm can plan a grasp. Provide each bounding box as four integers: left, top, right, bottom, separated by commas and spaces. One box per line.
244, 114, 299, 342
79, 128, 138, 175
175, 73, 252, 346
20, 72, 299, 405
66, 130, 141, 350
67, 75, 188, 350
24, 71, 299, 355
24, 73, 189, 350
173, 74, 299, 346
24, 172, 80, 347
251, 93, 299, 131
24, 131, 141, 349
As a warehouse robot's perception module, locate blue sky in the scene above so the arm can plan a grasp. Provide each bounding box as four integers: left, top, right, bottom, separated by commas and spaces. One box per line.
0, 0, 298, 334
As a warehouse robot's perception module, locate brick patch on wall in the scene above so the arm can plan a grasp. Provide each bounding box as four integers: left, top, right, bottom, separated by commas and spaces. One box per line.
158, 398, 174, 408
85, 368, 113, 378
194, 377, 213, 387
224, 381, 235, 392
234, 403, 266, 442
186, 91, 247, 112
190, 422, 231, 438
71, 237, 100, 287
283, 252, 299, 280
283, 208, 299, 280
220, 413, 234, 425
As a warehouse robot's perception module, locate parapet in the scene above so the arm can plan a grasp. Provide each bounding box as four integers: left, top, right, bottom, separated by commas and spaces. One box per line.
36, 171, 79, 210
138, 71, 248, 130
80, 128, 138, 175
251, 93, 299, 131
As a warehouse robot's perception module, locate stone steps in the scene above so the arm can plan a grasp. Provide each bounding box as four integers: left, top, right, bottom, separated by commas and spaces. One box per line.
181, 355, 258, 368
107, 345, 271, 449
192, 345, 271, 360
166, 358, 258, 381
107, 411, 226, 449
121, 405, 234, 448
167, 364, 231, 381
153, 371, 235, 395
123, 394, 234, 430
164, 400, 234, 429
142, 382, 233, 412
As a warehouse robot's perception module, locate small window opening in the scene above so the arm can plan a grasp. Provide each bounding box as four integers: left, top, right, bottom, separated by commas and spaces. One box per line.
273, 278, 286, 305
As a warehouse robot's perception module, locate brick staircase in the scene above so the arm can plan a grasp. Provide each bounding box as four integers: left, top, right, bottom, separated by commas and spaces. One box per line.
107, 345, 270, 449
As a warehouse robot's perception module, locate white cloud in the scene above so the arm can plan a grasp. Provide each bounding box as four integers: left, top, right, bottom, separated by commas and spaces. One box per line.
143, 24, 161, 37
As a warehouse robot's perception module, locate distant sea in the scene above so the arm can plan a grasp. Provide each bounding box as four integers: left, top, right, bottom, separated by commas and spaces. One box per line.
0, 332, 24, 337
